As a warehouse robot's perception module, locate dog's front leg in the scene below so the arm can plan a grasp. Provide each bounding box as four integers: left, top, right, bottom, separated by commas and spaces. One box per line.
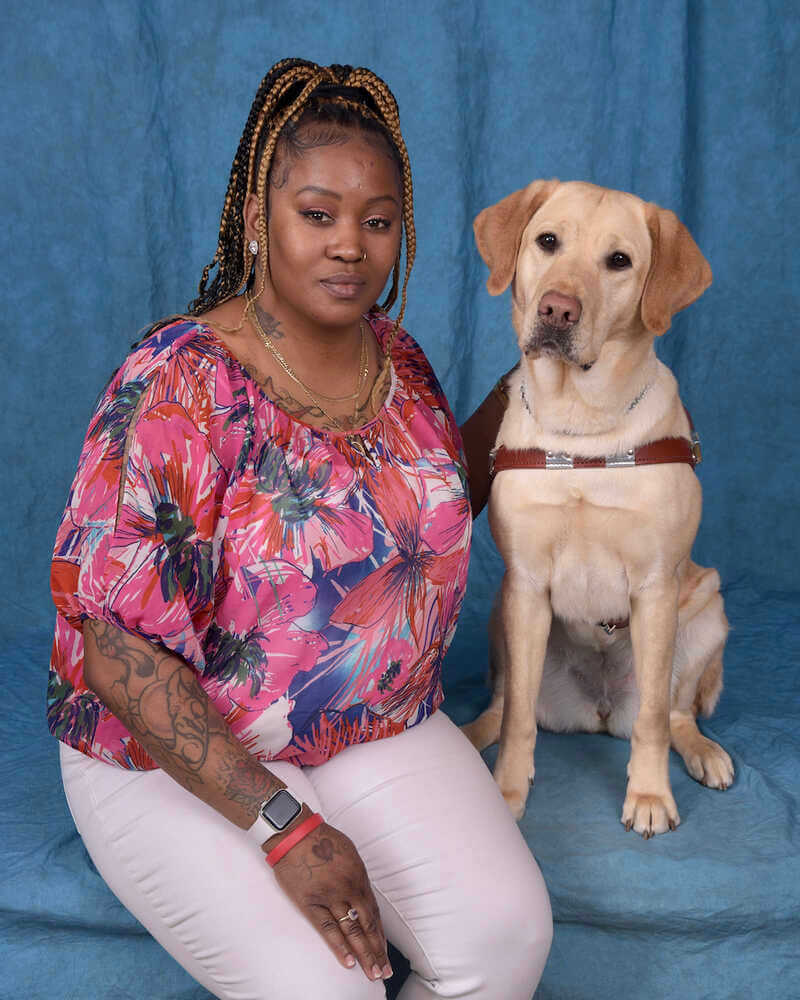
494, 571, 552, 820
624, 581, 681, 837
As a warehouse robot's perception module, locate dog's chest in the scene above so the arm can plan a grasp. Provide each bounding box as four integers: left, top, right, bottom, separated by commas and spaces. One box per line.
491, 471, 643, 623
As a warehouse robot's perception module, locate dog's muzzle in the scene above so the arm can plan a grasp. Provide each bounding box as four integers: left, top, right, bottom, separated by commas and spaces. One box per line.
524, 290, 588, 365
525, 322, 579, 363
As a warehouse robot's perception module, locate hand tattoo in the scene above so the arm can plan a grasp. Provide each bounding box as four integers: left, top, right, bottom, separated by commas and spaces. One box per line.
280, 830, 345, 881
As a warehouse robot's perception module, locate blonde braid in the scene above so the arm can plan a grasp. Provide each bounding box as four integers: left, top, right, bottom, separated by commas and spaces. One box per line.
253, 69, 333, 278
341, 68, 417, 407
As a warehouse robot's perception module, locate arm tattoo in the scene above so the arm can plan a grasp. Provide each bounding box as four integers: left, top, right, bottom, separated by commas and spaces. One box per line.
216, 754, 276, 811
85, 621, 280, 817
87, 621, 222, 788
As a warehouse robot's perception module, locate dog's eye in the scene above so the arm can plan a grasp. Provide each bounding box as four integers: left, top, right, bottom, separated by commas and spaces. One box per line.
607, 252, 632, 270
536, 232, 559, 253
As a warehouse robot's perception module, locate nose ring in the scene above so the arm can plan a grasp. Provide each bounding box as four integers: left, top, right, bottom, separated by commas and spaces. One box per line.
361, 250, 367, 262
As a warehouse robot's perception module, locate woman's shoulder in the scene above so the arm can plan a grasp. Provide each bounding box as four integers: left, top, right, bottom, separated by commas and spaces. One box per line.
105, 316, 253, 416
369, 310, 421, 354
120, 316, 238, 381
93, 316, 253, 455
369, 311, 446, 398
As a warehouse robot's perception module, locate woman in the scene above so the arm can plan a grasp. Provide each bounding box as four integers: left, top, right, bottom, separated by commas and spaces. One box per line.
49, 59, 552, 999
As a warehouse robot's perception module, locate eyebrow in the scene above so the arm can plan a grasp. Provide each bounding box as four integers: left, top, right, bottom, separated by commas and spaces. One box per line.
295, 185, 400, 207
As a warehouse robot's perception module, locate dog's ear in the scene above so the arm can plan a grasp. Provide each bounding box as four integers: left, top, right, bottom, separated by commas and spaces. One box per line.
641, 204, 712, 335
473, 179, 560, 295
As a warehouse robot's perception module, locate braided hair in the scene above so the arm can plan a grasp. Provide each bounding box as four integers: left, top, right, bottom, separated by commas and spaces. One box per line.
187, 59, 416, 364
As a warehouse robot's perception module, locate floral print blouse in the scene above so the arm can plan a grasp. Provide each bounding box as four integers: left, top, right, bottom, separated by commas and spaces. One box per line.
49, 314, 472, 768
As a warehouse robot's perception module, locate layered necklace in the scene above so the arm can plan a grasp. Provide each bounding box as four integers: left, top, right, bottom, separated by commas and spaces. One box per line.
246, 293, 370, 431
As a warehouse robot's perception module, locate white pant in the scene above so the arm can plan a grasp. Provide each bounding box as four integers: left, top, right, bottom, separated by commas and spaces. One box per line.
60, 711, 552, 999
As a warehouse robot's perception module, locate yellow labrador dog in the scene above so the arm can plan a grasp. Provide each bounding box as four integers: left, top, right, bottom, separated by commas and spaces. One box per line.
463, 180, 733, 838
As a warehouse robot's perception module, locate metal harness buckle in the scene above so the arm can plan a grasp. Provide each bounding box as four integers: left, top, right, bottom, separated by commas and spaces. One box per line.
691, 430, 702, 465
605, 449, 636, 468
545, 451, 574, 469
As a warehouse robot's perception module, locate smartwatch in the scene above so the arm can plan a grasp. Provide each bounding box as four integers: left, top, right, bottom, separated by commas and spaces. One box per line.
247, 788, 303, 846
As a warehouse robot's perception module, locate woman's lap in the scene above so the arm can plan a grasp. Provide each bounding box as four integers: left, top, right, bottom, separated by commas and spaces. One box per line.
314, 711, 552, 998
60, 711, 551, 1000
60, 741, 380, 999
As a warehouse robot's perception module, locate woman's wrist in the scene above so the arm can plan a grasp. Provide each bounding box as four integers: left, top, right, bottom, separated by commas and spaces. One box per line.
260, 802, 318, 853
264, 811, 324, 867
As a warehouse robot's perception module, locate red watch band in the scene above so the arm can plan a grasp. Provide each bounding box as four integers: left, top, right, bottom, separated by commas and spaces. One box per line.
265, 812, 324, 867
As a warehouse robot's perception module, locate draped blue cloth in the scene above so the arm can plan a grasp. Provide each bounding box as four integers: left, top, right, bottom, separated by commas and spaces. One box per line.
2, 2, 798, 997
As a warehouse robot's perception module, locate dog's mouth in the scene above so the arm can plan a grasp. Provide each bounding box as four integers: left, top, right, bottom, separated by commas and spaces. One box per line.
524, 323, 587, 367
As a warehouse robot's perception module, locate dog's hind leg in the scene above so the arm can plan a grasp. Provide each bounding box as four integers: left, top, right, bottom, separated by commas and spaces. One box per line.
669, 566, 733, 790
462, 603, 505, 751
462, 696, 504, 751
670, 680, 733, 789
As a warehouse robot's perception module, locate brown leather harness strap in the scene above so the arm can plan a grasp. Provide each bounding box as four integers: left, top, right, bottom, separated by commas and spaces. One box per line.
490, 435, 699, 478
488, 410, 703, 634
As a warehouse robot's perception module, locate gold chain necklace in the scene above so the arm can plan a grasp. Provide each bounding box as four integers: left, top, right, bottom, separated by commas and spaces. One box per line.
246, 295, 369, 430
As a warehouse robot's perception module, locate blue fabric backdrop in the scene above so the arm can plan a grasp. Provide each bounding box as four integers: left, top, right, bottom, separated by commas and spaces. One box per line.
2, 2, 798, 998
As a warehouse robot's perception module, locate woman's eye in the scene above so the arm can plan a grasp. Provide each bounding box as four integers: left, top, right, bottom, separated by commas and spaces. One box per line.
364, 217, 391, 230
301, 210, 331, 223
607, 251, 632, 270
536, 232, 558, 252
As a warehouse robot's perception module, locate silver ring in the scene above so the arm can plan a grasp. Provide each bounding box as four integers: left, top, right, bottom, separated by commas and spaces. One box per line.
337, 907, 359, 924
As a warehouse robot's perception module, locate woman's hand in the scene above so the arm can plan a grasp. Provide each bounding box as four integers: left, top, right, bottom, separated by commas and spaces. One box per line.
272, 821, 392, 982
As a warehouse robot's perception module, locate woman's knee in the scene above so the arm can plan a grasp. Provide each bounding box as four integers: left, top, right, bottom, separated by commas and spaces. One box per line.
459, 854, 553, 995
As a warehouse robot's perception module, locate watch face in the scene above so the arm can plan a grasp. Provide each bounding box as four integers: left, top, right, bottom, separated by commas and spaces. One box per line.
261, 789, 301, 831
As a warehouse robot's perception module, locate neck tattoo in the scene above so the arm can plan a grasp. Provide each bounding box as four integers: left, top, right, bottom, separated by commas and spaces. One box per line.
246, 294, 369, 431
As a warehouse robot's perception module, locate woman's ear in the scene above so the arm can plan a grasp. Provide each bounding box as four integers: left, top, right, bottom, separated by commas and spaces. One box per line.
641, 203, 712, 335
473, 179, 560, 295
244, 192, 262, 242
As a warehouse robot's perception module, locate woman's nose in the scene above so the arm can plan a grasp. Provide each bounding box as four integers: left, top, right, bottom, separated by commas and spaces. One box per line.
326, 224, 364, 262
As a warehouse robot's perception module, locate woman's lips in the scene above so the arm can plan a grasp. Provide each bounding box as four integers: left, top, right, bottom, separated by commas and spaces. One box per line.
320, 274, 366, 299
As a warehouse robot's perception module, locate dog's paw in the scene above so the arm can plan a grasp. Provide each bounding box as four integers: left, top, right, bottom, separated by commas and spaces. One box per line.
494, 756, 534, 821
620, 790, 680, 839
501, 785, 528, 821
461, 708, 502, 752
461, 719, 489, 751
681, 736, 734, 790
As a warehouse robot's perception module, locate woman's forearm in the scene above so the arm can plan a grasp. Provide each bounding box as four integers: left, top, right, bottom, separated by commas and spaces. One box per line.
82, 620, 303, 845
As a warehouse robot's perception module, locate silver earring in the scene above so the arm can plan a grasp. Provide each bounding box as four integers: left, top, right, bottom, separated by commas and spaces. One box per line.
248, 240, 259, 255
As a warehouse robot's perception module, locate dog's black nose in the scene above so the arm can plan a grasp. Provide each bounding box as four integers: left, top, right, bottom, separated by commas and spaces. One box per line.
538, 291, 582, 329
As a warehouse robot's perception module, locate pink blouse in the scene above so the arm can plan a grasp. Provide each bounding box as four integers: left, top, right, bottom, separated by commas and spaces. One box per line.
49, 314, 472, 768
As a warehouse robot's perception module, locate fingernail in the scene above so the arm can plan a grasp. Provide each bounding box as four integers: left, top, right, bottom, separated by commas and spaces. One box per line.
344, 954, 355, 968
372, 964, 383, 980
382, 963, 394, 979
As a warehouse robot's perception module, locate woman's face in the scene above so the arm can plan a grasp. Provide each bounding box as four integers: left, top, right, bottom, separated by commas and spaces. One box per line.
245, 129, 403, 334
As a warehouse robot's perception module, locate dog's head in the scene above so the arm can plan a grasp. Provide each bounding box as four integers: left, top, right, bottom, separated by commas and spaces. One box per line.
473, 180, 712, 369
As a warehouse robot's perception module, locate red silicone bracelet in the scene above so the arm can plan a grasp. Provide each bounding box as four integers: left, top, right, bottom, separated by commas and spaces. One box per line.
265, 812, 324, 867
